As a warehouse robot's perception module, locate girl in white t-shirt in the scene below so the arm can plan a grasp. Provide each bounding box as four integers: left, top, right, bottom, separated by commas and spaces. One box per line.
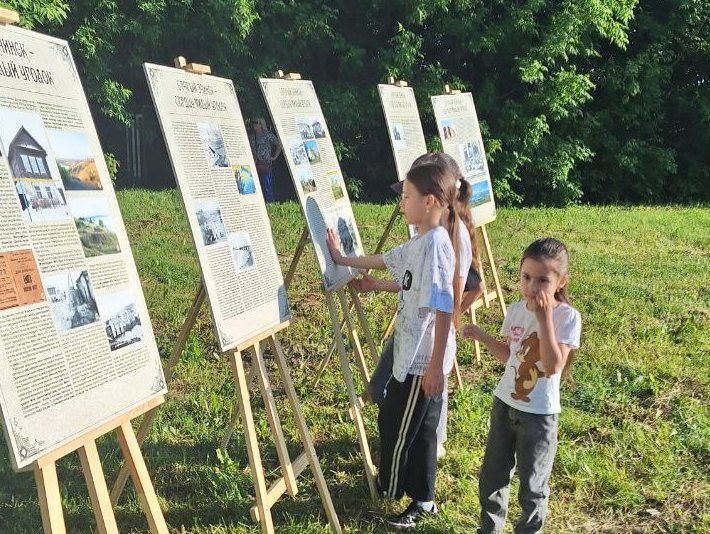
326, 162, 460, 530
463, 238, 581, 533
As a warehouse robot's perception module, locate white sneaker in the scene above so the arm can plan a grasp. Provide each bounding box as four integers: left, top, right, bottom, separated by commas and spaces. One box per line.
436, 443, 446, 460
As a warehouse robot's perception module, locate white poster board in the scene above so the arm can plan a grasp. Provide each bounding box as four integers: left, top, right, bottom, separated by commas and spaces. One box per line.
260, 78, 364, 291
0, 26, 166, 470
145, 64, 290, 351
431, 92, 496, 225
378, 84, 428, 184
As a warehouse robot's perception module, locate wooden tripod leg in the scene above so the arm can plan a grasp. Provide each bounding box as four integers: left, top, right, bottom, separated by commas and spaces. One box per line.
348, 286, 378, 365
452, 356, 463, 390
253, 341, 298, 497
325, 291, 378, 500
78, 440, 119, 534
336, 288, 370, 385
481, 225, 507, 315
228, 349, 274, 533
382, 311, 397, 345
470, 306, 482, 364
313, 348, 333, 387
284, 225, 309, 289
270, 335, 342, 533
220, 350, 259, 451
35, 461, 66, 534
115, 422, 168, 534
111, 284, 206, 505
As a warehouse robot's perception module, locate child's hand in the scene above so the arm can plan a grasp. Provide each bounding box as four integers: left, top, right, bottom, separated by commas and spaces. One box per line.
529, 291, 554, 321
422, 366, 445, 398
326, 228, 344, 264
462, 323, 483, 340
353, 274, 378, 293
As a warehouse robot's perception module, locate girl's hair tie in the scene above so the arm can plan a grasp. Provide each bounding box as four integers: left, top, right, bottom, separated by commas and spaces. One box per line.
456, 179, 462, 190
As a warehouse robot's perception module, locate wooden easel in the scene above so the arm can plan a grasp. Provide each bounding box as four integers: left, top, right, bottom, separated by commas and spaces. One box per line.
110, 58, 341, 534
257, 70, 379, 500
0, 10, 168, 534
31, 397, 169, 534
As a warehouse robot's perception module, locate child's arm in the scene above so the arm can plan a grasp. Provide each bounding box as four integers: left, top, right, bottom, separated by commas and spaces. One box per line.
462, 324, 510, 363
352, 274, 399, 293
460, 280, 483, 313
422, 310, 451, 397
326, 229, 385, 270
532, 293, 572, 375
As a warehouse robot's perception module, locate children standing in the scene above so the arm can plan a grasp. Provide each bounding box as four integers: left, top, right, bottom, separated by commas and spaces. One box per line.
326, 162, 460, 529
358, 152, 482, 461
463, 238, 581, 533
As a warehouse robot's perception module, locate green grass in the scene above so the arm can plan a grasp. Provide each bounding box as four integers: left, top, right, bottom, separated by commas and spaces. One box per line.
1, 192, 708, 532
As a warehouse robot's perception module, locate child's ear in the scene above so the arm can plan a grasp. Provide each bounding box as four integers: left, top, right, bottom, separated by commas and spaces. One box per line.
557, 274, 569, 291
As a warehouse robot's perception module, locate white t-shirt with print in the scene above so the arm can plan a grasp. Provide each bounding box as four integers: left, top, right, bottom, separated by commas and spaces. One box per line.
494, 300, 581, 414
383, 226, 456, 382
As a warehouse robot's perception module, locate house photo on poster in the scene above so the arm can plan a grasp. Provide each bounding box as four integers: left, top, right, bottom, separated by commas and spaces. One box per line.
0, 109, 71, 224
43, 269, 100, 332
96, 290, 143, 351
195, 199, 227, 246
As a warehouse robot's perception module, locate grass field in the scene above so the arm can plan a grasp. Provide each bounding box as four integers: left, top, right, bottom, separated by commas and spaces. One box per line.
1, 191, 708, 533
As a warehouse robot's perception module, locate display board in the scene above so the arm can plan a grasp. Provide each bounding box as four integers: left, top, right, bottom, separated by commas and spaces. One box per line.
260, 78, 364, 290
145, 64, 290, 351
431, 92, 496, 225
378, 84, 428, 184
0, 25, 166, 471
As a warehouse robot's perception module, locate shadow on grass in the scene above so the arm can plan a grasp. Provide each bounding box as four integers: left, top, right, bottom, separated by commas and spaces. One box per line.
1, 432, 387, 532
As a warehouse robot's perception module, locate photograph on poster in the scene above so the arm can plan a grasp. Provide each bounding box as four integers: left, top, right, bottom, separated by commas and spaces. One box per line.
0, 250, 46, 311
312, 119, 326, 138
229, 231, 255, 272
0, 109, 71, 224
195, 199, 227, 246
235, 165, 257, 195
298, 167, 317, 195
441, 119, 457, 140
304, 139, 321, 164
330, 172, 345, 201
197, 122, 230, 168
44, 270, 100, 332
290, 139, 308, 166
296, 119, 315, 140
470, 179, 492, 208
460, 140, 485, 175
277, 285, 290, 321
97, 290, 143, 351
391, 123, 406, 149
47, 129, 102, 191
69, 196, 121, 257
331, 209, 358, 256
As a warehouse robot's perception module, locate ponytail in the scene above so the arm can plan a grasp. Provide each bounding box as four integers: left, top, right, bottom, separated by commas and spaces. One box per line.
447, 203, 461, 329
455, 179, 480, 271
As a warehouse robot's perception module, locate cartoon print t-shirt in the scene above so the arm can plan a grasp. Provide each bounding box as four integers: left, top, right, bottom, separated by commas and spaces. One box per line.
383, 226, 456, 382
495, 300, 581, 414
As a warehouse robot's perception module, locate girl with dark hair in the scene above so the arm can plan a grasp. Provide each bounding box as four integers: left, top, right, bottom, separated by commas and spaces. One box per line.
463, 238, 582, 533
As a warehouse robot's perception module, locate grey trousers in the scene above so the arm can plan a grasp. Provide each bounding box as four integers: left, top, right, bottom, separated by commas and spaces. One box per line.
368, 337, 448, 445
479, 397, 558, 534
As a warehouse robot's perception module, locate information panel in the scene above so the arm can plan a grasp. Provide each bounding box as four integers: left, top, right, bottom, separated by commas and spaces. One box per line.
0, 26, 165, 470
145, 64, 290, 351
431, 92, 496, 225
378, 84, 428, 184
260, 78, 364, 290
